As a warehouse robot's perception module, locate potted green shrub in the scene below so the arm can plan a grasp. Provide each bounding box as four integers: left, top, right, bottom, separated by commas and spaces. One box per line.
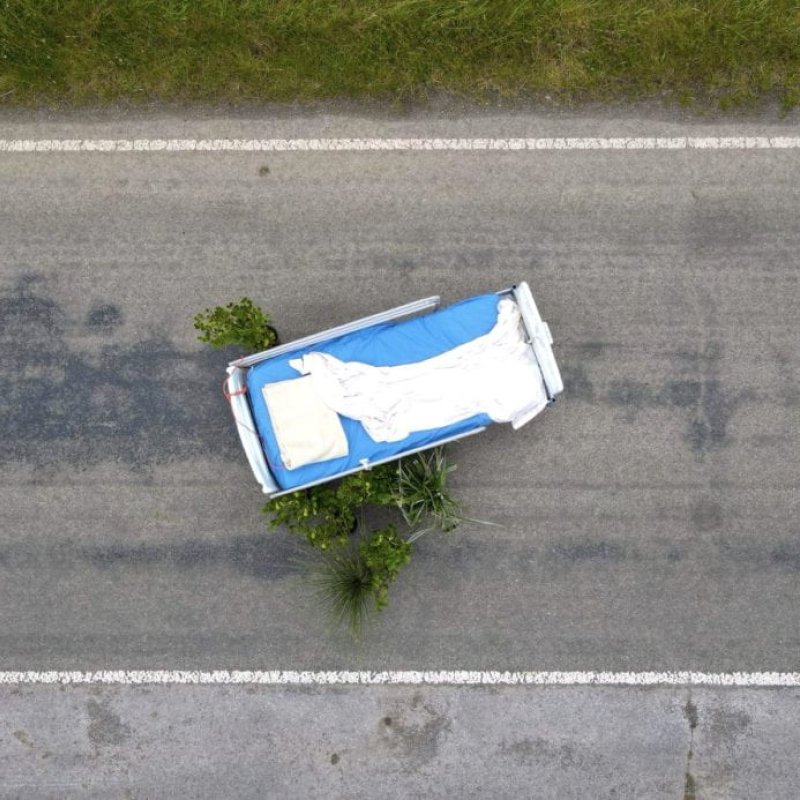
194, 297, 279, 352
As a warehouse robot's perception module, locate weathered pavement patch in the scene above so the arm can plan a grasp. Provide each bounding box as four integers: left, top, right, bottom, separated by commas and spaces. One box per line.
0, 685, 798, 799
0, 274, 239, 469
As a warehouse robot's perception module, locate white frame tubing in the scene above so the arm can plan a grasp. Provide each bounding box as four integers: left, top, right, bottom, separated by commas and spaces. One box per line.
268, 426, 486, 498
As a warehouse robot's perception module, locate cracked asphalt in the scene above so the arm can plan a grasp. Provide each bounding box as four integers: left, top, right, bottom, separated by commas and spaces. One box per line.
1, 106, 799, 797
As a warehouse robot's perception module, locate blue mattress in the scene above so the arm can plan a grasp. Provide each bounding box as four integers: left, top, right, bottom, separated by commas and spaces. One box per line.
246, 293, 500, 490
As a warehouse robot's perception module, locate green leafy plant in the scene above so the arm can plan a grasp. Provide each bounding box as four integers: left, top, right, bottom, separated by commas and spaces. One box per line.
360, 525, 412, 611
263, 463, 399, 550
309, 525, 412, 637
194, 297, 278, 352
331, 463, 398, 510
264, 484, 358, 551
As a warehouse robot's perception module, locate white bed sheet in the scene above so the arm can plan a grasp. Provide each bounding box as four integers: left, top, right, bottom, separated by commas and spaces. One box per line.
289, 298, 547, 442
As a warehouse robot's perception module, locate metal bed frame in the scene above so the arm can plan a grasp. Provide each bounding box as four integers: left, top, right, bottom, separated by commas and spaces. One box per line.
225, 281, 563, 497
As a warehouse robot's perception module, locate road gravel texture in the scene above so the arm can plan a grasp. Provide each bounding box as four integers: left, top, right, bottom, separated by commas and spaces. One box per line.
0, 106, 798, 797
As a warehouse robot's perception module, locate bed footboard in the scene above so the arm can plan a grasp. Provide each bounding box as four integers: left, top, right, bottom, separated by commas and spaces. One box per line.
511, 281, 564, 401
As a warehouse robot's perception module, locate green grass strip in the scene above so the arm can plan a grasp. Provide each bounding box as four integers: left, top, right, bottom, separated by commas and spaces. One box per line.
1, 0, 799, 109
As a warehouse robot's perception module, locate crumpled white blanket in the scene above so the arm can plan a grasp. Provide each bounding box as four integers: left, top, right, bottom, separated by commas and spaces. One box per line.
288, 298, 547, 443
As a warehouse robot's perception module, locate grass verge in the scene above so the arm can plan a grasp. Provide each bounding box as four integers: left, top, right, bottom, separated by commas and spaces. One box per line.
2, 1, 797, 110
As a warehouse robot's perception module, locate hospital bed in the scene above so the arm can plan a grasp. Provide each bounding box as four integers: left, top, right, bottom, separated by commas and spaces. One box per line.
224, 282, 563, 497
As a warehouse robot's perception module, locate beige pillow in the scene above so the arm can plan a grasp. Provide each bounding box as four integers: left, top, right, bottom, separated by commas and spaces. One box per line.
261, 376, 349, 469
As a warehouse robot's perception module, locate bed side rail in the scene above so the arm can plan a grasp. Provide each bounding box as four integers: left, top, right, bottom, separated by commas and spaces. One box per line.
229, 295, 441, 369
267, 426, 486, 498
225, 366, 280, 495
511, 281, 564, 401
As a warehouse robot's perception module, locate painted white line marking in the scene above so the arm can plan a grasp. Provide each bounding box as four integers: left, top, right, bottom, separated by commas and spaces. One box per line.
1, 137, 799, 153
1, 671, 799, 686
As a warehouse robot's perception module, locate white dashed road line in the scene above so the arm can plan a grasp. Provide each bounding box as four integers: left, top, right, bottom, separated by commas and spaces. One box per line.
1, 137, 800, 153
1, 671, 799, 686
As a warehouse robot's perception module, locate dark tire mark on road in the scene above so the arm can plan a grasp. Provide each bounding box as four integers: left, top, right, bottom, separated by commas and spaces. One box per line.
81, 531, 298, 581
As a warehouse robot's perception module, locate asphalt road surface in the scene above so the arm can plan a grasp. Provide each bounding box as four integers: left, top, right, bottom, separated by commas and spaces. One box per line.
0, 105, 798, 797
